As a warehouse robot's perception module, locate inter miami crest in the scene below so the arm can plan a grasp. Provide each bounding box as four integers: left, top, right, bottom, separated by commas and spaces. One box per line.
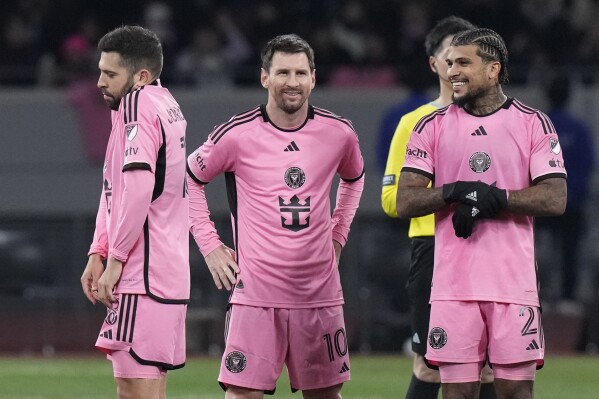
225, 351, 247, 373
284, 167, 306, 189
428, 327, 448, 349
469, 152, 491, 173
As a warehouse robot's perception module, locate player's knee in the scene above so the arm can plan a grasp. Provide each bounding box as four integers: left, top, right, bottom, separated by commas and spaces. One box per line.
302, 383, 343, 399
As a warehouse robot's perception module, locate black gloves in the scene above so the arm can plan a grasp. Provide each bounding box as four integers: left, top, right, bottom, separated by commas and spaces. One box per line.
452, 204, 481, 239
443, 181, 507, 218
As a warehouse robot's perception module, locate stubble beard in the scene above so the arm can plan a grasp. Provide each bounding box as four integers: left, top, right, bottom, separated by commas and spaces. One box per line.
104, 77, 135, 111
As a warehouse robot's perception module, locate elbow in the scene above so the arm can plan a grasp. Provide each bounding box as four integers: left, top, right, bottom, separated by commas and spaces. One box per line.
396, 203, 411, 219
553, 199, 567, 216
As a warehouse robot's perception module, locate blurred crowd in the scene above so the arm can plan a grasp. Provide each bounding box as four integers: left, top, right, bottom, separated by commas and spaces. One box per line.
2, 0, 599, 89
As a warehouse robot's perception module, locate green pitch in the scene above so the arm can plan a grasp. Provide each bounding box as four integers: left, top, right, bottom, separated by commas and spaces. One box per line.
0, 355, 596, 398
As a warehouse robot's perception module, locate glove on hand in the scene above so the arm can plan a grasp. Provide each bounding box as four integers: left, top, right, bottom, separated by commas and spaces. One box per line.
452, 203, 481, 239
443, 181, 507, 217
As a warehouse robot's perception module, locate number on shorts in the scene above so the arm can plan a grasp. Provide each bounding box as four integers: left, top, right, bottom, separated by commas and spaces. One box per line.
323, 328, 348, 362
519, 306, 538, 336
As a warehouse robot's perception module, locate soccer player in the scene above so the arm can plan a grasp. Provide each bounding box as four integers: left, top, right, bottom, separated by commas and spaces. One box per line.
187, 34, 364, 399
382, 16, 496, 399
80, 25, 189, 399
396, 28, 567, 399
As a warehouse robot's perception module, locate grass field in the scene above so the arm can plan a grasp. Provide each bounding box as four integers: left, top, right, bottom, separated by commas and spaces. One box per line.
0, 355, 596, 398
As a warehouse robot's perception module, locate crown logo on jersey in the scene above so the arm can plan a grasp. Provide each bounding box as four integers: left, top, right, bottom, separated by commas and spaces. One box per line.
279, 195, 310, 232
284, 141, 300, 152
471, 126, 488, 136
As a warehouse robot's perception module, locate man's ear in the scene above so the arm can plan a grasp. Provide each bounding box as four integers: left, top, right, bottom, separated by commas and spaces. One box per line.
260, 68, 268, 88
134, 69, 153, 88
428, 55, 437, 74
488, 61, 501, 82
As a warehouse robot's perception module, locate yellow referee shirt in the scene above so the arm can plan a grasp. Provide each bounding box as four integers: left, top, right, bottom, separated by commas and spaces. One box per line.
381, 102, 439, 238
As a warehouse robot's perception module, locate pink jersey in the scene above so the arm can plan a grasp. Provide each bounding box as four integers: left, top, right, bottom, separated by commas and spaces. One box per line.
89, 81, 190, 302
403, 98, 567, 306
187, 105, 364, 308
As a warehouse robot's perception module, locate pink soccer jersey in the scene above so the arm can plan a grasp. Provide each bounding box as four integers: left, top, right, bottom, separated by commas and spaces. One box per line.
403, 98, 567, 306
187, 105, 364, 308
89, 80, 190, 302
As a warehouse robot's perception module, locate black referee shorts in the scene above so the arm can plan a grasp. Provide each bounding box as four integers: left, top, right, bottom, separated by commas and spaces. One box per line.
406, 236, 435, 356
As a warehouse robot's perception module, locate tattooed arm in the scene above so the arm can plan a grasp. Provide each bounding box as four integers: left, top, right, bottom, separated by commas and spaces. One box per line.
507, 177, 566, 216
396, 171, 446, 219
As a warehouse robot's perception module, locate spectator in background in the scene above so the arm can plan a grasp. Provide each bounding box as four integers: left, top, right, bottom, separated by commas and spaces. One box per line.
61, 33, 111, 164
142, 1, 178, 83
0, 12, 44, 85
538, 76, 595, 304
174, 10, 251, 88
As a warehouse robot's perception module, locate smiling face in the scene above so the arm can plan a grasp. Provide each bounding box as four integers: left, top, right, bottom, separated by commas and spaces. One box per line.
446, 44, 500, 108
261, 51, 315, 116
97, 51, 135, 111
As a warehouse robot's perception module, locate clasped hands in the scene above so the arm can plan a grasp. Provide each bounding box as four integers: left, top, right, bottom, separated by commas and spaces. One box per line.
442, 181, 508, 239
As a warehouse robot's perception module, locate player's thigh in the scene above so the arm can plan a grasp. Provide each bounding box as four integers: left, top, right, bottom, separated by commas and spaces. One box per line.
287, 306, 350, 392
219, 305, 288, 392
110, 349, 166, 380
225, 385, 265, 399
114, 374, 167, 399
441, 380, 480, 399
493, 377, 534, 399
413, 353, 440, 382
302, 383, 343, 399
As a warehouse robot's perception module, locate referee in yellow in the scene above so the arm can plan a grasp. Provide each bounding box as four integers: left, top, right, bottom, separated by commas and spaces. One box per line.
381, 16, 497, 399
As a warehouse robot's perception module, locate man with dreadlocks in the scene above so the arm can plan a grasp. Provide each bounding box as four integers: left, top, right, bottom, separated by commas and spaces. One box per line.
396, 28, 567, 398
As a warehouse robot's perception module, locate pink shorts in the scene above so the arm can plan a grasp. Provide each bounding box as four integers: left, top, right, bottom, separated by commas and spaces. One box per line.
426, 301, 544, 367
95, 293, 187, 377
109, 350, 166, 379
219, 304, 350, 393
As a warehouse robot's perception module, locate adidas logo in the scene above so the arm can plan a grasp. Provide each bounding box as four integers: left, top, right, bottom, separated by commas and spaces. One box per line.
466, 191, 478, 202
100, 330, 113, 339
471, 207, 480, 217
412, 332, 420, 344
471, 126, 488, 136
526, 339, 540, 350
339, 362, 350, 373
284, 141, 300, 151
236, 280, 244, 289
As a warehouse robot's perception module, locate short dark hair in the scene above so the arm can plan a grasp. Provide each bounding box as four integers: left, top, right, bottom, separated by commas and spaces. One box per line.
424, 16, 477, 57
451, 28, 509, 85
261, 34, 315, 72
98, 25, 163, 78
